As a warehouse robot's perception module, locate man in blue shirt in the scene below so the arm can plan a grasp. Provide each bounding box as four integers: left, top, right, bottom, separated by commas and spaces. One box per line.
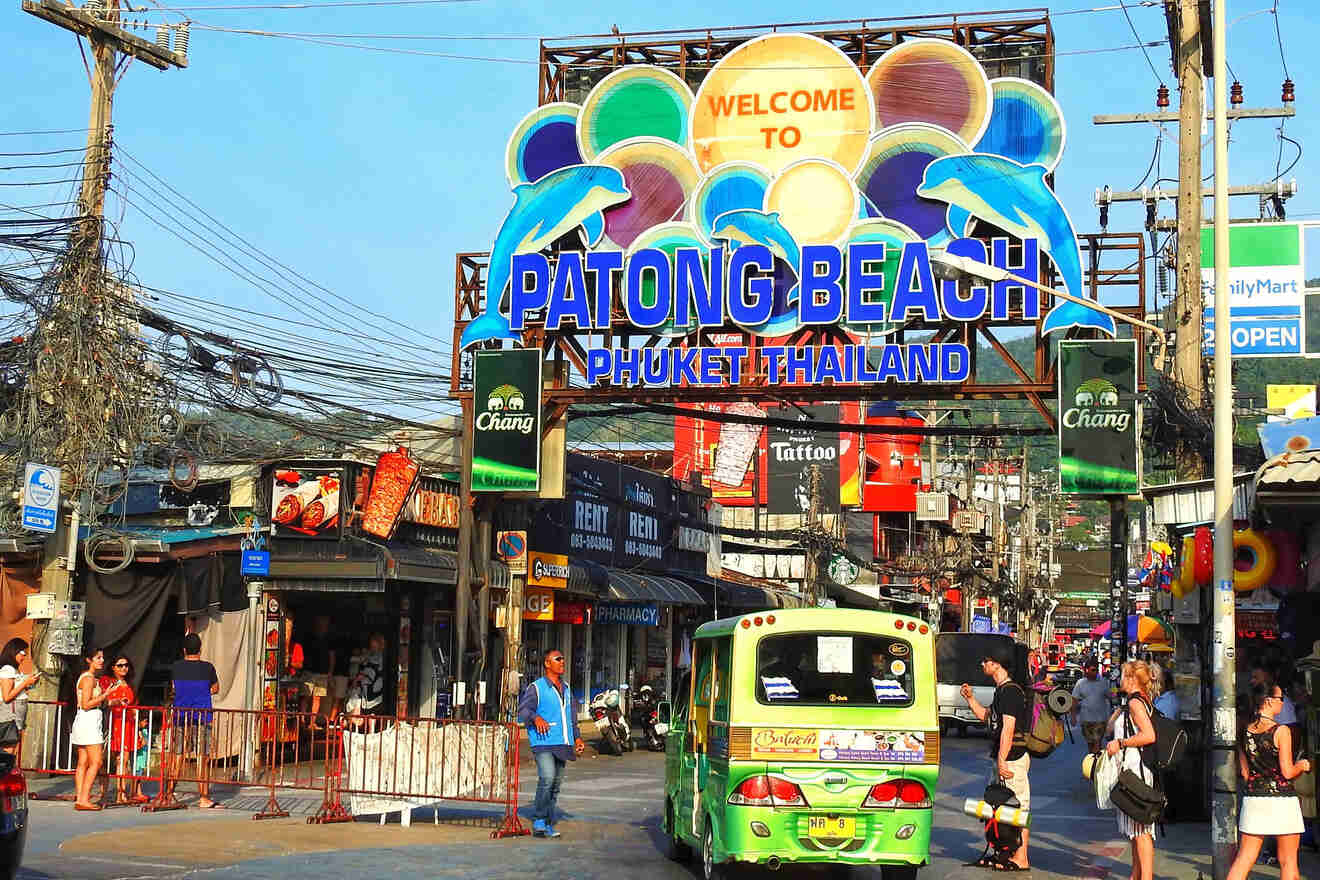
516, 649, 584, 838
166, 632, 221, 808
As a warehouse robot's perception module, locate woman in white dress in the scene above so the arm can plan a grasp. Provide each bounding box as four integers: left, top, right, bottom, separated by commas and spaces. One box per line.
1105, 660, 1159, 880
71, 647, 118, 811
1226, 682, 1312, 880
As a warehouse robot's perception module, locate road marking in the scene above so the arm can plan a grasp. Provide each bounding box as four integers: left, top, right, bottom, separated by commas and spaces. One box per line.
60, 854, 192, 869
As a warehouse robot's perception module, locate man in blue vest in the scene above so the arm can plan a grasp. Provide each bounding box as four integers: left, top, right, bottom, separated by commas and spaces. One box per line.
516, 648, 584, 838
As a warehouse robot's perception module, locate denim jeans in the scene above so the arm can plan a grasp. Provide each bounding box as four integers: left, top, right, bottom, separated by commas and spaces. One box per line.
532, 750, 567, 824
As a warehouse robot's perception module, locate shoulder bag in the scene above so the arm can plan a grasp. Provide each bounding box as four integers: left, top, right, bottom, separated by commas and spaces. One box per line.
1110, 699, 1165, 825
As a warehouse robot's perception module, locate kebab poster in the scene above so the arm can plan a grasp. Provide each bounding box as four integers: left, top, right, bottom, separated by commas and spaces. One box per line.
271, 467, 345, 539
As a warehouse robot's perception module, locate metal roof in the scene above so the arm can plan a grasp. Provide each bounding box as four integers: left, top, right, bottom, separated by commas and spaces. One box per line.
1255, 449, 1320, 494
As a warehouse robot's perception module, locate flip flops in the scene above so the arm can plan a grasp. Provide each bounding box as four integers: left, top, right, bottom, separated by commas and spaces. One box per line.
972, 855, 1029, 871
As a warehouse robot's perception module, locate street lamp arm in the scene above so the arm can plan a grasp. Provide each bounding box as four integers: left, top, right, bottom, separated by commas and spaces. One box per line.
928, 251, 1162, 335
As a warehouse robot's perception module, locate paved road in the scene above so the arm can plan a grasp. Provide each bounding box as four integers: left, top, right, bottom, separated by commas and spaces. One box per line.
17, 731, 1317, 879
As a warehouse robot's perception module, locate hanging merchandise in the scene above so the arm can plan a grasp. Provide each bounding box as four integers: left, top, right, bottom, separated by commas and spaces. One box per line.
677, 630, 692, 669
1137, 541, 1174, 592
1265, 529, 1302, 593
1193, 526, 1213, 586
1232, 529, 1277, 594
1172, 535, 1196, 599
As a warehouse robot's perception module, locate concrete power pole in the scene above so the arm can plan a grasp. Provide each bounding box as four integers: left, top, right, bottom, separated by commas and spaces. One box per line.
22, 0, 187, 704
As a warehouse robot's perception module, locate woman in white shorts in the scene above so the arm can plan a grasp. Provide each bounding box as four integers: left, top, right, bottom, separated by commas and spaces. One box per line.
1226, 683, 1312, 880
71, 647, 119, 811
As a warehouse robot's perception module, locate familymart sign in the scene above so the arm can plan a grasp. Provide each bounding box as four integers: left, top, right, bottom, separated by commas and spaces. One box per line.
1201, 222, 1305, 358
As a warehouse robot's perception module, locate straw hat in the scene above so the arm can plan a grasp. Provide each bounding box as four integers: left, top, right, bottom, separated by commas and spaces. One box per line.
1082, 752, 1100, 781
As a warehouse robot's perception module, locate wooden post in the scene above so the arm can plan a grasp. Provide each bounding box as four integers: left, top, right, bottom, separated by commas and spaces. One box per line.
1173, 0, 1206, 477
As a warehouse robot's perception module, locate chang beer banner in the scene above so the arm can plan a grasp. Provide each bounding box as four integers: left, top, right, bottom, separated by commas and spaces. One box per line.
1058, 340, 1139, 495
1201, 222, 1305, 358
472, 349, 541, 492
458, 33, 1119, 381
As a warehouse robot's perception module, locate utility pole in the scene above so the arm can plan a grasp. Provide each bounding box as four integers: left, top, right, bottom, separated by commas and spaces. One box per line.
1020, 441, 1033, 638
1172, 0, 1205, 448
1209, 0, 1236, 870
22, 0, 188, 705
804, 464, 821, 607
991, 413, 1002, 584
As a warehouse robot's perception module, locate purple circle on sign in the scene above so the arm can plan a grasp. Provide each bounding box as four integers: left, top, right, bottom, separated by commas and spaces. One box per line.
522, 121, 583, 183
862, 151, 948, 240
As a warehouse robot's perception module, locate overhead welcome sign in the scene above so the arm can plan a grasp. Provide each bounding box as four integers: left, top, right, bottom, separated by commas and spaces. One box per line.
461, 33, 1114, 388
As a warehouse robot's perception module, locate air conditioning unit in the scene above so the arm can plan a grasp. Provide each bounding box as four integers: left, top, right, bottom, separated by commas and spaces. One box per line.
915, 493, 949, 522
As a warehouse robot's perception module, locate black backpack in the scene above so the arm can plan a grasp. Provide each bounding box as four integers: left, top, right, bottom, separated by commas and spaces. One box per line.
1129, 696, 1187, 771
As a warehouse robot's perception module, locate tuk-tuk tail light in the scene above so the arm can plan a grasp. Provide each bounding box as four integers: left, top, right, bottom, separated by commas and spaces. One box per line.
766, 615, 775, 625
728, 775, 809, 808
741, 620, 751, 629
862, 780, 930, 809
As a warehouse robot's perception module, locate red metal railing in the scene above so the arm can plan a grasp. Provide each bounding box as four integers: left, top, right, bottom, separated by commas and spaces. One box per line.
19, 701, 528, 837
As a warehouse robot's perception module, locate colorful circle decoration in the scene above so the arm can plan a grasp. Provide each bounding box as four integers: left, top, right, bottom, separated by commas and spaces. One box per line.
624, 222, 707, 337
866, 38, 992, 147
595, 138, 700, 249
975, 77, 1067, 171
504, 102, 583, 186
855, 123, 967, 241
689, 162, 771, 245
843, 218, 919, 330
689, 33, 875, 176
577, 67, 693, 162
764, 159, 859, 246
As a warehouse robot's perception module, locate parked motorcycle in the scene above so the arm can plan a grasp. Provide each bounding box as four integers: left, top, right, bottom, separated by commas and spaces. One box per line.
632, 683, 666, 751
589, 689, 633, 755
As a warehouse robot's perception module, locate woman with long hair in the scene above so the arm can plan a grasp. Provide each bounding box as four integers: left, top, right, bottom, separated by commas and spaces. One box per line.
0, 638, 38, 755
1105, 660, 1159, 880
99, 655, 148, 804
1226, 682, 1313, 880
70, 647, 119, 810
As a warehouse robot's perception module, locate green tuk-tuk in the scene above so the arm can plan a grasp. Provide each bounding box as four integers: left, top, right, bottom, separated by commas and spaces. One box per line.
661, 608, 939, 879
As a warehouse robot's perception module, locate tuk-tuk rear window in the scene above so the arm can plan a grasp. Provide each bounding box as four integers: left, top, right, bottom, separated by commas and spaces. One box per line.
755, 632, 915, 708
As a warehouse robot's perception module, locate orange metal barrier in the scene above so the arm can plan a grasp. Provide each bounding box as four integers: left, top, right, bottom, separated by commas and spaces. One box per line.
19, 701, 527, 837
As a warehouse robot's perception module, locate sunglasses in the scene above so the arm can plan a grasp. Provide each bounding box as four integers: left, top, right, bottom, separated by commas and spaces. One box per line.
547, 656, 565, 663
114, 662, 130, 668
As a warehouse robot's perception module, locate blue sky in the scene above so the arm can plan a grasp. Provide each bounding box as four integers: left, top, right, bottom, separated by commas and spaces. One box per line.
5, 0, 1315, 398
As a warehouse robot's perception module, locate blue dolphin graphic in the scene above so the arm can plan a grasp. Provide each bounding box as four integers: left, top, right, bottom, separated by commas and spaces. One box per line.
460, 164, 631, 349
710, 209, 802, 334
917, 154, 1116, 336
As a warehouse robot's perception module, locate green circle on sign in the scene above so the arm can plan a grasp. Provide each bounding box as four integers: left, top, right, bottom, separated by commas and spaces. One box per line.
578, 67, 693, 160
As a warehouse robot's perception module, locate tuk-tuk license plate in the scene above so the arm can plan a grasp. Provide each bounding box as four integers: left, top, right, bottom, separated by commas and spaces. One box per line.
808, 816, 855, 839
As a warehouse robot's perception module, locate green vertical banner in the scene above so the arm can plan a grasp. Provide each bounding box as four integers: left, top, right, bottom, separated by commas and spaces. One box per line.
472, 349, 542, 493
1058, 339, 1139, 495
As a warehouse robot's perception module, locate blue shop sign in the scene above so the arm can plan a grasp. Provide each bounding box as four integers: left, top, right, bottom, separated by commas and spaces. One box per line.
596, 602, 660, 627
240, 550, 271, 576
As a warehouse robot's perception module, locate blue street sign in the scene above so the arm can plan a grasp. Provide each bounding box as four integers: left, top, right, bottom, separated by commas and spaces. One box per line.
21, 463, 60, 534
240, 550, 271, 576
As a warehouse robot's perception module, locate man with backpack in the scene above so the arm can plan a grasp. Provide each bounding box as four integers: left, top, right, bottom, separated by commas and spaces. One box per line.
962, 653, 1032, 870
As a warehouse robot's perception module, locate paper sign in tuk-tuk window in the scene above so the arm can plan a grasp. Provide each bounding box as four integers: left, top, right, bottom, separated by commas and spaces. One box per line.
816, 636, 854, 673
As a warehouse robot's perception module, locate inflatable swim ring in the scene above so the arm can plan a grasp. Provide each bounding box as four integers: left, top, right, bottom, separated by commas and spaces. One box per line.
1265, 529, 1301, 593
1232, 528, 1276, 594
1193, 525, 1213, 586
1172, 535, 1196, 599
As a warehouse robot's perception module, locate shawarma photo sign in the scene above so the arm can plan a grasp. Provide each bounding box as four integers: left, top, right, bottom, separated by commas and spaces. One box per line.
459, 33, 1113, 390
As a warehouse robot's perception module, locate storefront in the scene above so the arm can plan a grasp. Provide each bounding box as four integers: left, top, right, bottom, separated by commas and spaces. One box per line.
262, 457, 507, 721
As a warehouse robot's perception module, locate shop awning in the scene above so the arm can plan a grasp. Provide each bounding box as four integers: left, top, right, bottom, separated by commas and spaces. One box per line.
384, 545, 457, 585
268, 558, 382, 579
826, 581, 880, 610
604, 570, 706, 605
1254, 449, 1320, 512
719, 582, 808, 609
485, 559, 512, 591
268, 578, 386, 593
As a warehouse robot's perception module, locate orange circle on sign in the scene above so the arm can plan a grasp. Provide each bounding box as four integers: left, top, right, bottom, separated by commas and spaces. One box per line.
689, 33, 875, 177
